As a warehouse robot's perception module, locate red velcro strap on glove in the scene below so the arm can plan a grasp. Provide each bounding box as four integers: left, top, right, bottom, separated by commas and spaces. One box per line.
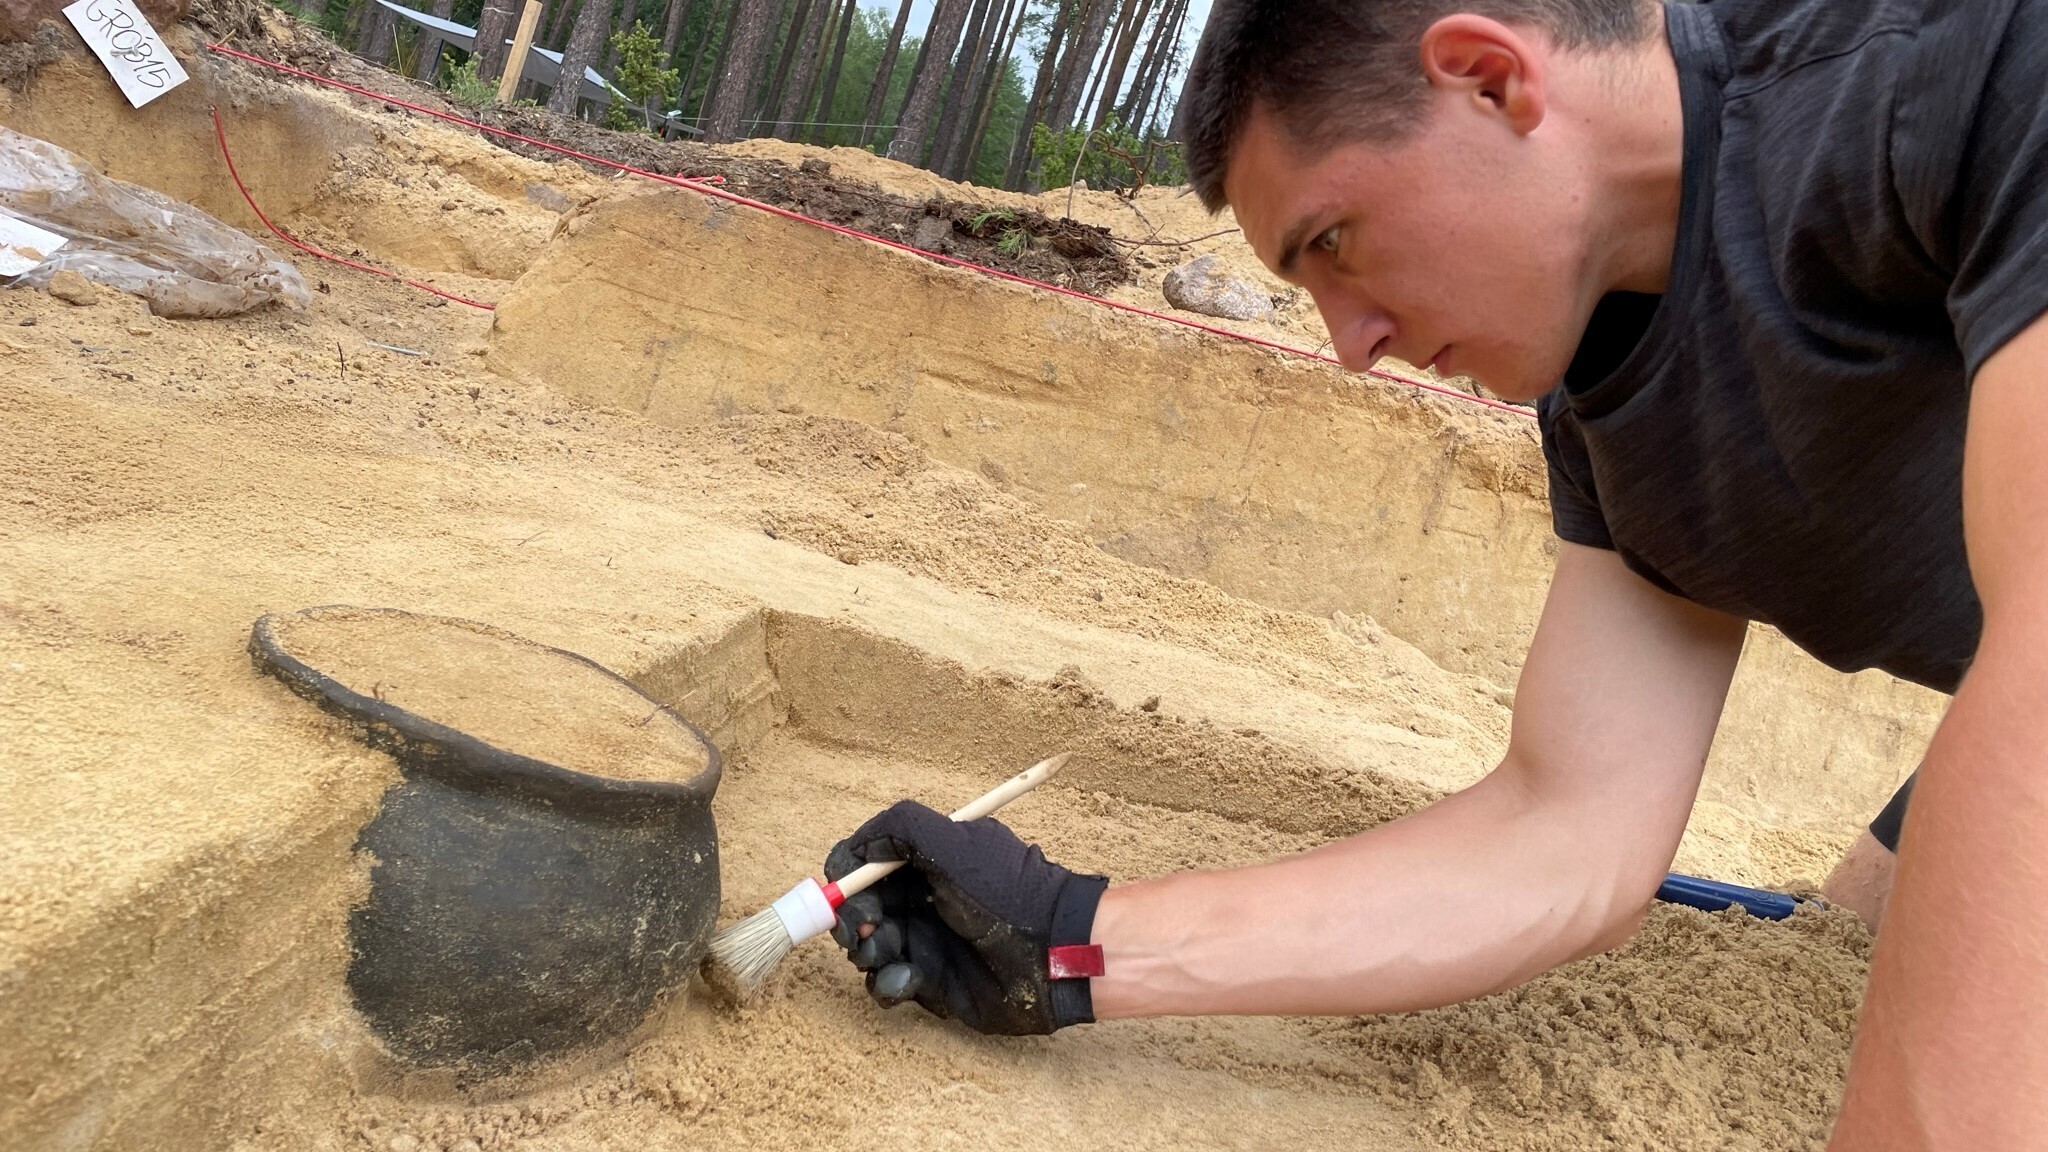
1046, 943, 1105, 980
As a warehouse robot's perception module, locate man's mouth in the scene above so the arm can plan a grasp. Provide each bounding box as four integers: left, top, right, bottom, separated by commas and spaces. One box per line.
1428, 345, 1452, 373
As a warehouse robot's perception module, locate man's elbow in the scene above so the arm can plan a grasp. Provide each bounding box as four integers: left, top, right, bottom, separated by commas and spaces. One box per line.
1542, 849, 1665, 968
1578, 898, 1653, 959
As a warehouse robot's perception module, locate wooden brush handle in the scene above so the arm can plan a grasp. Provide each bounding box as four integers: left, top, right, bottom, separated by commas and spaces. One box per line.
830, 752, 1072, 900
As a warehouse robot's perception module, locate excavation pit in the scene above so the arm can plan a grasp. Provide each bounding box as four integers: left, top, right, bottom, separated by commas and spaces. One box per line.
295, 611, 1870, 1152
0, 29, 1905, 1152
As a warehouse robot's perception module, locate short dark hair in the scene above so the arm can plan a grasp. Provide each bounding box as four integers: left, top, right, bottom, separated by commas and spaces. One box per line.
1181, 0, 1655, 209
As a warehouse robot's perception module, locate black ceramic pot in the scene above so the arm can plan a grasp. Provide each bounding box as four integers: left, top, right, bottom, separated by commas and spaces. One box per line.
250, 607, 721, 1077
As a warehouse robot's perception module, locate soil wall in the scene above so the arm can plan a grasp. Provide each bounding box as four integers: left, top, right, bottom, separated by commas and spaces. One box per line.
487, 186, 1947, 831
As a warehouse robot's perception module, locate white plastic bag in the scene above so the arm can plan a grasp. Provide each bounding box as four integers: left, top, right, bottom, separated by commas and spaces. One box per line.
0, 125, 308, 318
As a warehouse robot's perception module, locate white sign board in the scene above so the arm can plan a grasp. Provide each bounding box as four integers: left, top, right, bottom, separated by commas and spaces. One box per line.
63, 0, 188, 109
0, 214, 69, 278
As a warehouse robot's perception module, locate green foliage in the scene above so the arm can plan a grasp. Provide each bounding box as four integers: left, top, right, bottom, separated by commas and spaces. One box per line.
1029, 114, 1185, 195
995, 224, 1029, 256
442, 54, 499, 108
605, 20, 681, 133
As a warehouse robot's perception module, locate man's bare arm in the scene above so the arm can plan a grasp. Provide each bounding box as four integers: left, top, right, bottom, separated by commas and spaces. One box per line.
1090, 542, 1748, 1018
1829, 314, 2048, 1149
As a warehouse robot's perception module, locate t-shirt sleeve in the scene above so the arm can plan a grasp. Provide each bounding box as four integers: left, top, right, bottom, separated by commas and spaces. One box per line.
1902, 0, 2048, 376
1537, 388, 1615, 550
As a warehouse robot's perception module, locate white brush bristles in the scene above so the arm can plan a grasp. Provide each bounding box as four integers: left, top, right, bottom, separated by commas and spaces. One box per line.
702, 905, 797, 1002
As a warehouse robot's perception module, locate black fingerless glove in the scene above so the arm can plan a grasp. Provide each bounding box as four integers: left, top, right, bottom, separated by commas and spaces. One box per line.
824, 800, 1108, 1035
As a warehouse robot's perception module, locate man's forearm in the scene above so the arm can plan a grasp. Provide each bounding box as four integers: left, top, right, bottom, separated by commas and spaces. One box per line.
1088, 767, 1664, 1019
1828, 643, 2048, 1149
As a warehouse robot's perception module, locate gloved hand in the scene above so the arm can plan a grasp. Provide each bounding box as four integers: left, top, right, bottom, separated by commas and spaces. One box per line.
824, 799, 1108, 1035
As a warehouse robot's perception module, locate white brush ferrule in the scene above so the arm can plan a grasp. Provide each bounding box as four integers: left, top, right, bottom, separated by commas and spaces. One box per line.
768, 878, 839, 945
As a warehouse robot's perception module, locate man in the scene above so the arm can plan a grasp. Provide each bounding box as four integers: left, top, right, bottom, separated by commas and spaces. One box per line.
823, 0, 2048, 1142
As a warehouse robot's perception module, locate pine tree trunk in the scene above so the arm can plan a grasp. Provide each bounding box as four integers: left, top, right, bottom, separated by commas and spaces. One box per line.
355, 0, 397, 63
474, 0, 519, 79
885, 0, 973, 165
771, 0, 830, 138
1141, 22, 1179, 133
1046, 0, 1115, 130
757, 0, 815, 135
549, 0, 616, 114
1001, 0, 1077, 187
544, 0, 579, 50
701, 0, 779, 141
681, 0, 737, 118
858, 0, 916, 146
1116, 0, 1176, 126
1136, 0, 1187, 128
942, 0, 1016, 178
953, 0, 1022, 180
1074, 4, 1123, 131
807, 0, 859, 143
658, 0, 695, 59
1165, 5, 1214, 139
1038, 0, 1097, 128
1088, 0, 1150, 130
926, 0, 995, 174
413, 0, 457, 81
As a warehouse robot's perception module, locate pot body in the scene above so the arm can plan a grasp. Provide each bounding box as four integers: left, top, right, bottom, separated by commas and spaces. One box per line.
349, 768, 719, 1073
248, 607, 723, 1077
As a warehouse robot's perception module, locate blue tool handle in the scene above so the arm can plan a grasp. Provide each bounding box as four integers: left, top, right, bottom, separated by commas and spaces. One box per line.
1656, 872, 1800, 921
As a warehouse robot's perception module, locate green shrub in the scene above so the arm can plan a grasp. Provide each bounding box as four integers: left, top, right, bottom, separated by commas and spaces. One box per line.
442, 55, 498, 109
1029, 116, 1186, 197
604, 21, 680, 134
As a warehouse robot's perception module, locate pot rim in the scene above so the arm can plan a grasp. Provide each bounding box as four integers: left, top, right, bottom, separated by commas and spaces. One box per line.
250, 606, 721, 814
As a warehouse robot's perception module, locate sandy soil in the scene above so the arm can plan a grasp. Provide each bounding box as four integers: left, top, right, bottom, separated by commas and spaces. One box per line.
236, 737, 1865, 1152
0, 25, 1889, 1152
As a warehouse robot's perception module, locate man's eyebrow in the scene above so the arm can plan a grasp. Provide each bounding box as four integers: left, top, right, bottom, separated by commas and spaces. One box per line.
1276, 217, 1318, 276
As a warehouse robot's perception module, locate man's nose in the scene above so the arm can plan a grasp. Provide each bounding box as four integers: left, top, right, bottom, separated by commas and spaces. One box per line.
1309, 292, 1396, 373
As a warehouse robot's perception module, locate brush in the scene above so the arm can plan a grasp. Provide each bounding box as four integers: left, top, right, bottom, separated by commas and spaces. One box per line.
703, 751, 1072, 1001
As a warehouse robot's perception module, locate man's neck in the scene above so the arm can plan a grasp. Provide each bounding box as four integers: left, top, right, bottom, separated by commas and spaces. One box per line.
1576, 26, 1688, 297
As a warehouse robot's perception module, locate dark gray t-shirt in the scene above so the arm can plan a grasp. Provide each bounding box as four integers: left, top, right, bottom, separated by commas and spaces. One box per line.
1540, 0, 2048, 695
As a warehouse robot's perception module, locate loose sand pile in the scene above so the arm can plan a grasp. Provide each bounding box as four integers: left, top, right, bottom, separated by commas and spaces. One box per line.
0, 28, 1890, 1152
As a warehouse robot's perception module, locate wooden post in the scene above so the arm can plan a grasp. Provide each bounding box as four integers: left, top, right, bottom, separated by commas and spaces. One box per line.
496, 0, 545, 104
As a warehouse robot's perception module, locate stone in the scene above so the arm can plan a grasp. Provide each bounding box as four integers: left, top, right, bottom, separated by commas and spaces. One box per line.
1, 0, 190, 43
910, 215, 953, 255
1160, 254, 1275, 323
47, 269, 98, 307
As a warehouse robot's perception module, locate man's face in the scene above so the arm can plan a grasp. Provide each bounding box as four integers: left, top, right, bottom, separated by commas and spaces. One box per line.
1225, 101, 1596, 402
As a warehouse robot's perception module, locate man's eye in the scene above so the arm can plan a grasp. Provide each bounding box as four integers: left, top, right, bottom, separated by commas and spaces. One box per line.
1314, 226, 1341, 254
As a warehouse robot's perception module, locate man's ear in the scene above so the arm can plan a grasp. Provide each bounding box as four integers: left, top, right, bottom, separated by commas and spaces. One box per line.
1418, 15, 1548, 135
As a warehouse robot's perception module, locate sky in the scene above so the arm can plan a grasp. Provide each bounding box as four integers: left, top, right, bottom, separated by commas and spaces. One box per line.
885, 0, 1209, 110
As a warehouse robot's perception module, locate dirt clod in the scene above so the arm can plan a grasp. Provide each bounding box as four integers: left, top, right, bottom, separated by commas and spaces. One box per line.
46, 267, 96, 305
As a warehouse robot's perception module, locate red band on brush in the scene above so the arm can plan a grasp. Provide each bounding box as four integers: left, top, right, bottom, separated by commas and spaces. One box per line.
820, 881, 846, 907
1046, 944, 1105, 980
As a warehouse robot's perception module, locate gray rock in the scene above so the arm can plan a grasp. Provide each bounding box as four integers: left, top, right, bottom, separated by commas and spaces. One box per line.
911, 216, 953, 254
1161, 254, 1274, 322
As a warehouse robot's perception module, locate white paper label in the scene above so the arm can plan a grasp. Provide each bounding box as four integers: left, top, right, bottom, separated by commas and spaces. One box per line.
0, 213, 69, 278
63, 0, 189, 109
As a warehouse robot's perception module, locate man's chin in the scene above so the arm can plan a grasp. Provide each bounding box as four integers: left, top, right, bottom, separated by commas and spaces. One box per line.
1458, 364, 1552, 406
